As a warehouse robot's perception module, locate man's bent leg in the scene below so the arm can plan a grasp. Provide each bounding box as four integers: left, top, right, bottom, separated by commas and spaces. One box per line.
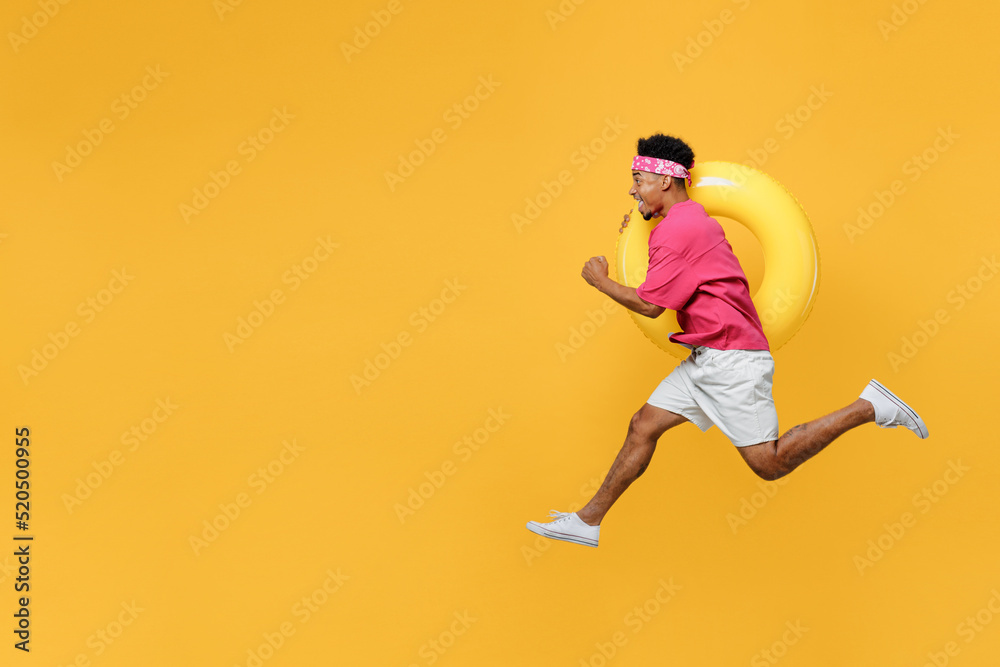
737, 398, 875, 480
576, 404, 689, 525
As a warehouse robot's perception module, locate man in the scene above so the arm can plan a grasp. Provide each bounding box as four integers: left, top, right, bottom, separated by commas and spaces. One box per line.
526, 133, 929, 548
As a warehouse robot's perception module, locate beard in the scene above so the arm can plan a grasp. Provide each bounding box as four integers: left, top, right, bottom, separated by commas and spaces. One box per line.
642, 210, 653, 221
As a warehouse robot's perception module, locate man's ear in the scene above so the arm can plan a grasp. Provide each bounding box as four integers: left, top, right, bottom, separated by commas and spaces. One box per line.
659, 174, 674, 192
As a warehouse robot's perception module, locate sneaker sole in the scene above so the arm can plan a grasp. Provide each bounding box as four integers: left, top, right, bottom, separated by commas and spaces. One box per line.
869, 379, 929, 439
525, 522, 598, 547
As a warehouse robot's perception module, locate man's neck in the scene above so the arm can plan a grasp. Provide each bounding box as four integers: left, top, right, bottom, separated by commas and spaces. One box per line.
658, 191, 690, 218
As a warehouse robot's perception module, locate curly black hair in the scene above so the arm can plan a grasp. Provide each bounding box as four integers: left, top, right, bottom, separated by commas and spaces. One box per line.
636, 134, 695, 186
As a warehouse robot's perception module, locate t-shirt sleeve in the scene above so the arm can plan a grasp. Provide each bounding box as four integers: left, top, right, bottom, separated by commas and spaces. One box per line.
636, 245, 699, 310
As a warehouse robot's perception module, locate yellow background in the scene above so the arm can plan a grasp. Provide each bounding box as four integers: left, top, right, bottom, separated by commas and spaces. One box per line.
2, 0, 999, 665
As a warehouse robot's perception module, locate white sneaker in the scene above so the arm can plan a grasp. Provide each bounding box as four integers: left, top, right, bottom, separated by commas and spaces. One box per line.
860, 379, 929, 439
526, 510, 600, 547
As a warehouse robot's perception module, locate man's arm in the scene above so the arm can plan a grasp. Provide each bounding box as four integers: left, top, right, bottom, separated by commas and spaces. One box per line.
581, 256, 666, 319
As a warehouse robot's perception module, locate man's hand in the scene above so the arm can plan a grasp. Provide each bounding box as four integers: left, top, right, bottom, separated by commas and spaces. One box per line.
582, 256, 610, 291
582, 255, 665, 319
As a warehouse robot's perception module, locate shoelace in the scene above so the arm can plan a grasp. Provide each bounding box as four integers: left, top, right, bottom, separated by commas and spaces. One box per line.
547, 510, 572, 523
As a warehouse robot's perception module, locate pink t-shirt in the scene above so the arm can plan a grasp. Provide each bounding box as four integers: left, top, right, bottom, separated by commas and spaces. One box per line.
636, 199, 769, 351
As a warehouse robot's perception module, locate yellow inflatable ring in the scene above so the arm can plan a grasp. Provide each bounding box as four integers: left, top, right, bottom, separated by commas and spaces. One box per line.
616, 160, 820, 359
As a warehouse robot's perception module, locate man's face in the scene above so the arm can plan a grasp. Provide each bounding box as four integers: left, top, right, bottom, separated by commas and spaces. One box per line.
629, 170, 662, 221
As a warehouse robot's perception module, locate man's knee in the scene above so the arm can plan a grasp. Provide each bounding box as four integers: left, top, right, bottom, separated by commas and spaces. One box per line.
747, 461, 787, 481
739, 441, 789, 481
628, 408, 657, 441
629, 405, 682, 442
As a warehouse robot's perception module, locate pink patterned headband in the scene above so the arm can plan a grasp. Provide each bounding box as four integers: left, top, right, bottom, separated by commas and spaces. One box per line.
631, 155, 692, 186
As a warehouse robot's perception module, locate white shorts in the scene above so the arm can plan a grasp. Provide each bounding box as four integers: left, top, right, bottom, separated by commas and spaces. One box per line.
646, 345, 779, 447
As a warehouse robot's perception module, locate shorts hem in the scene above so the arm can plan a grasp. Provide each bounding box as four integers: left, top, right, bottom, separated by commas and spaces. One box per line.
689, 419, 712, 432
645, 401, 712, 432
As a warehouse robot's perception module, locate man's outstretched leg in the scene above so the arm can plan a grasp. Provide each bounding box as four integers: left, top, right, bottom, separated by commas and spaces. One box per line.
738, 378, 929, 480
525, 404, 689, 547
576, 404, 689, 525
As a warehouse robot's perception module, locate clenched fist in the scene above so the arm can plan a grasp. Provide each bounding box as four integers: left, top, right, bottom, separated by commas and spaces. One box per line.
582, 256, 610, 289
